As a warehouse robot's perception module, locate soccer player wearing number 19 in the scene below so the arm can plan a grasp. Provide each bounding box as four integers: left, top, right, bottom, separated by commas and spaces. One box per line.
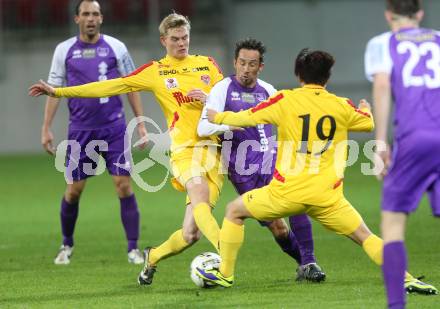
365, 0, 440, 307
198, 38, 324, 282
196, 49, 435, 294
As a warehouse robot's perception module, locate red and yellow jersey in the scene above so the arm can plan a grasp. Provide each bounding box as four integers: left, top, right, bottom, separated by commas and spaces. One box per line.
54, 54, 224, 152
213, 84, 374, 206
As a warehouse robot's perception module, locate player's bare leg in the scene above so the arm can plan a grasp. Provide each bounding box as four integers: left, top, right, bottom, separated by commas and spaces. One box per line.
112, 175, 143, 264
138, 203, 200, 285
186, 176, 221, 249
55, 180, 86, 265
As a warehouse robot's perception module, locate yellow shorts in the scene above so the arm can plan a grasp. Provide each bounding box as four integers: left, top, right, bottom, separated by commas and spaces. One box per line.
170, 146, 224, 206
242, 186, 362, 235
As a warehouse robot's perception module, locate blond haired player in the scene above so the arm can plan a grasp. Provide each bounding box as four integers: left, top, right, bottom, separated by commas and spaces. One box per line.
29, 13, 224, 285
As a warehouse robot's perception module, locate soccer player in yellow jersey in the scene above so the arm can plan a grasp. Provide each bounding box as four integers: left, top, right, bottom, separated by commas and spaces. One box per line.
29, 13, 225, 286
196, 49, 435, 293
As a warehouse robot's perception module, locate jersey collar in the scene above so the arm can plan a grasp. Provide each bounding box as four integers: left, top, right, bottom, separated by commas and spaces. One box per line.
77, 34, 103, 47
164, 54, 191, 66
303, 84, 326, 90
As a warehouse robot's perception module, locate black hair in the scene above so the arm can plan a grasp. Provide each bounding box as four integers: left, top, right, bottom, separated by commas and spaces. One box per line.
234, 38, 266, 64
75, 0, 100, 15
294, 48, 335, 86
386, 0, 421, 17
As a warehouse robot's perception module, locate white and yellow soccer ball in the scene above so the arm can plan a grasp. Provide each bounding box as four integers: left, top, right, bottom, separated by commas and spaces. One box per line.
190, 252, 221, 288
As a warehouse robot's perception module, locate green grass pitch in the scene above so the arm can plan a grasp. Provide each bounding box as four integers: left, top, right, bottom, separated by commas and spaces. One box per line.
1, 153, 439, 308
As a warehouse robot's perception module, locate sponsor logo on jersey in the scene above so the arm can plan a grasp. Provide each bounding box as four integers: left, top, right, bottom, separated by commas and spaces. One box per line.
72, 49, 82, 59
82, 48, 96, 59
231, 91, 240, 101
201, 74, 210, 85
242, 92, 256, 104
165, 78, 179, 89
192, 66, 209, 72
172, 91, 196, 106
97, 47, 109, 57
159, 69, 179, 76
254, 93, 267, 102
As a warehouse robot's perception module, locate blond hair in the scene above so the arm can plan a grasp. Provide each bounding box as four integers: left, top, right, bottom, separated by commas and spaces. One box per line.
158, 13, 191, 36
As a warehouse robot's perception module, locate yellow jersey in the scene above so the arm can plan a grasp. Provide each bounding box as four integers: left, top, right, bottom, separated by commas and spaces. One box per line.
54, 54, 224, 152
213, 84, 374, 206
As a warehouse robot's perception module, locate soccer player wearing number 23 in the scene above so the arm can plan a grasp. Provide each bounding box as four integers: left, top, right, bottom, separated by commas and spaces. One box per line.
365, 0, 440, 307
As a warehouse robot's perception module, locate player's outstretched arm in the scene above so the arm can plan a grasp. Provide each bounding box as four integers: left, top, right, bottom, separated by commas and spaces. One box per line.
30, 77, 135, 100
208, 108, 256, 127
28, 80, 56, 97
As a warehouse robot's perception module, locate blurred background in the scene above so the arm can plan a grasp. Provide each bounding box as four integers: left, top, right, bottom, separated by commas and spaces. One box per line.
1, 0, 440, 153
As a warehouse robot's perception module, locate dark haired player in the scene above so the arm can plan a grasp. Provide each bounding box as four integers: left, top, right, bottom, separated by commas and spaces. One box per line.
198, 38, 324, 282
197, 49, 434, 292
40, 0, 146, 265
365, 0, 440, 307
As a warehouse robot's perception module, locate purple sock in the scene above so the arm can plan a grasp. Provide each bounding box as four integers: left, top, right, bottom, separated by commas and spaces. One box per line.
383, 241, 407, 309
120, 194, 140, 252
275, 230, 302, 265
60, 198, 79, 247
289, 214, 316, 265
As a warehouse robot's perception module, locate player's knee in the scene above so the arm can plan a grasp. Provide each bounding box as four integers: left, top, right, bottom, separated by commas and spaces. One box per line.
115, 178, 132, 197
225, 199, 243, 220
349, 222, 372, 245
182, 229, 201, 244
268, 220, 289, 239
65, 187, 83, 203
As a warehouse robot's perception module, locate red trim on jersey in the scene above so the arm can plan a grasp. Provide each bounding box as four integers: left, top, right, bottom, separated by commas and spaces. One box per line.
123, 62, 153, 78
333, 178, 344, 189
169, 112, 180, 131
251, 93, 284, 113
208, 57, 223, 74
346, 99, 371, 118
273, 168, 285, 183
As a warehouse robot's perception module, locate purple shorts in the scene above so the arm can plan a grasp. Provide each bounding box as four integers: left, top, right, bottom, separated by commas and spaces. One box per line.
230, 173, 273, 226
65, 123, 131, 182
382, 131, 440, 216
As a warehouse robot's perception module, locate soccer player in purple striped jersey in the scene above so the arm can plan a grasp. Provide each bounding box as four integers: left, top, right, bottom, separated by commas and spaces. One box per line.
42, 0, 147, 265
365, 0, 439, 307
198, 38, 325, 282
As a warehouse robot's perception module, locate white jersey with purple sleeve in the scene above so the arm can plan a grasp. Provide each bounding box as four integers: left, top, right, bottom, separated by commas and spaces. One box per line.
198, 76, 277, 183
365, 28, 440, 139
48, 34, 136, 130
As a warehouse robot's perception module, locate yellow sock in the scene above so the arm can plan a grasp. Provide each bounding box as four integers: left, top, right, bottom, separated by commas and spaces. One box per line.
362, 234, 414, 280
362, 234, 383, 265
149, 229, 190, 265
219, 218, 244, 277
193, 202, 220, 250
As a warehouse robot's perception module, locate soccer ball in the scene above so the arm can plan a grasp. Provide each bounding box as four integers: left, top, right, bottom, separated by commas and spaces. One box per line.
190, 252, 221, 288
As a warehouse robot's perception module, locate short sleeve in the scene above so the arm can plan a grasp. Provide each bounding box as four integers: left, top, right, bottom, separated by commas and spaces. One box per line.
47, 38, 76, 86
364, 32, 393, 82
